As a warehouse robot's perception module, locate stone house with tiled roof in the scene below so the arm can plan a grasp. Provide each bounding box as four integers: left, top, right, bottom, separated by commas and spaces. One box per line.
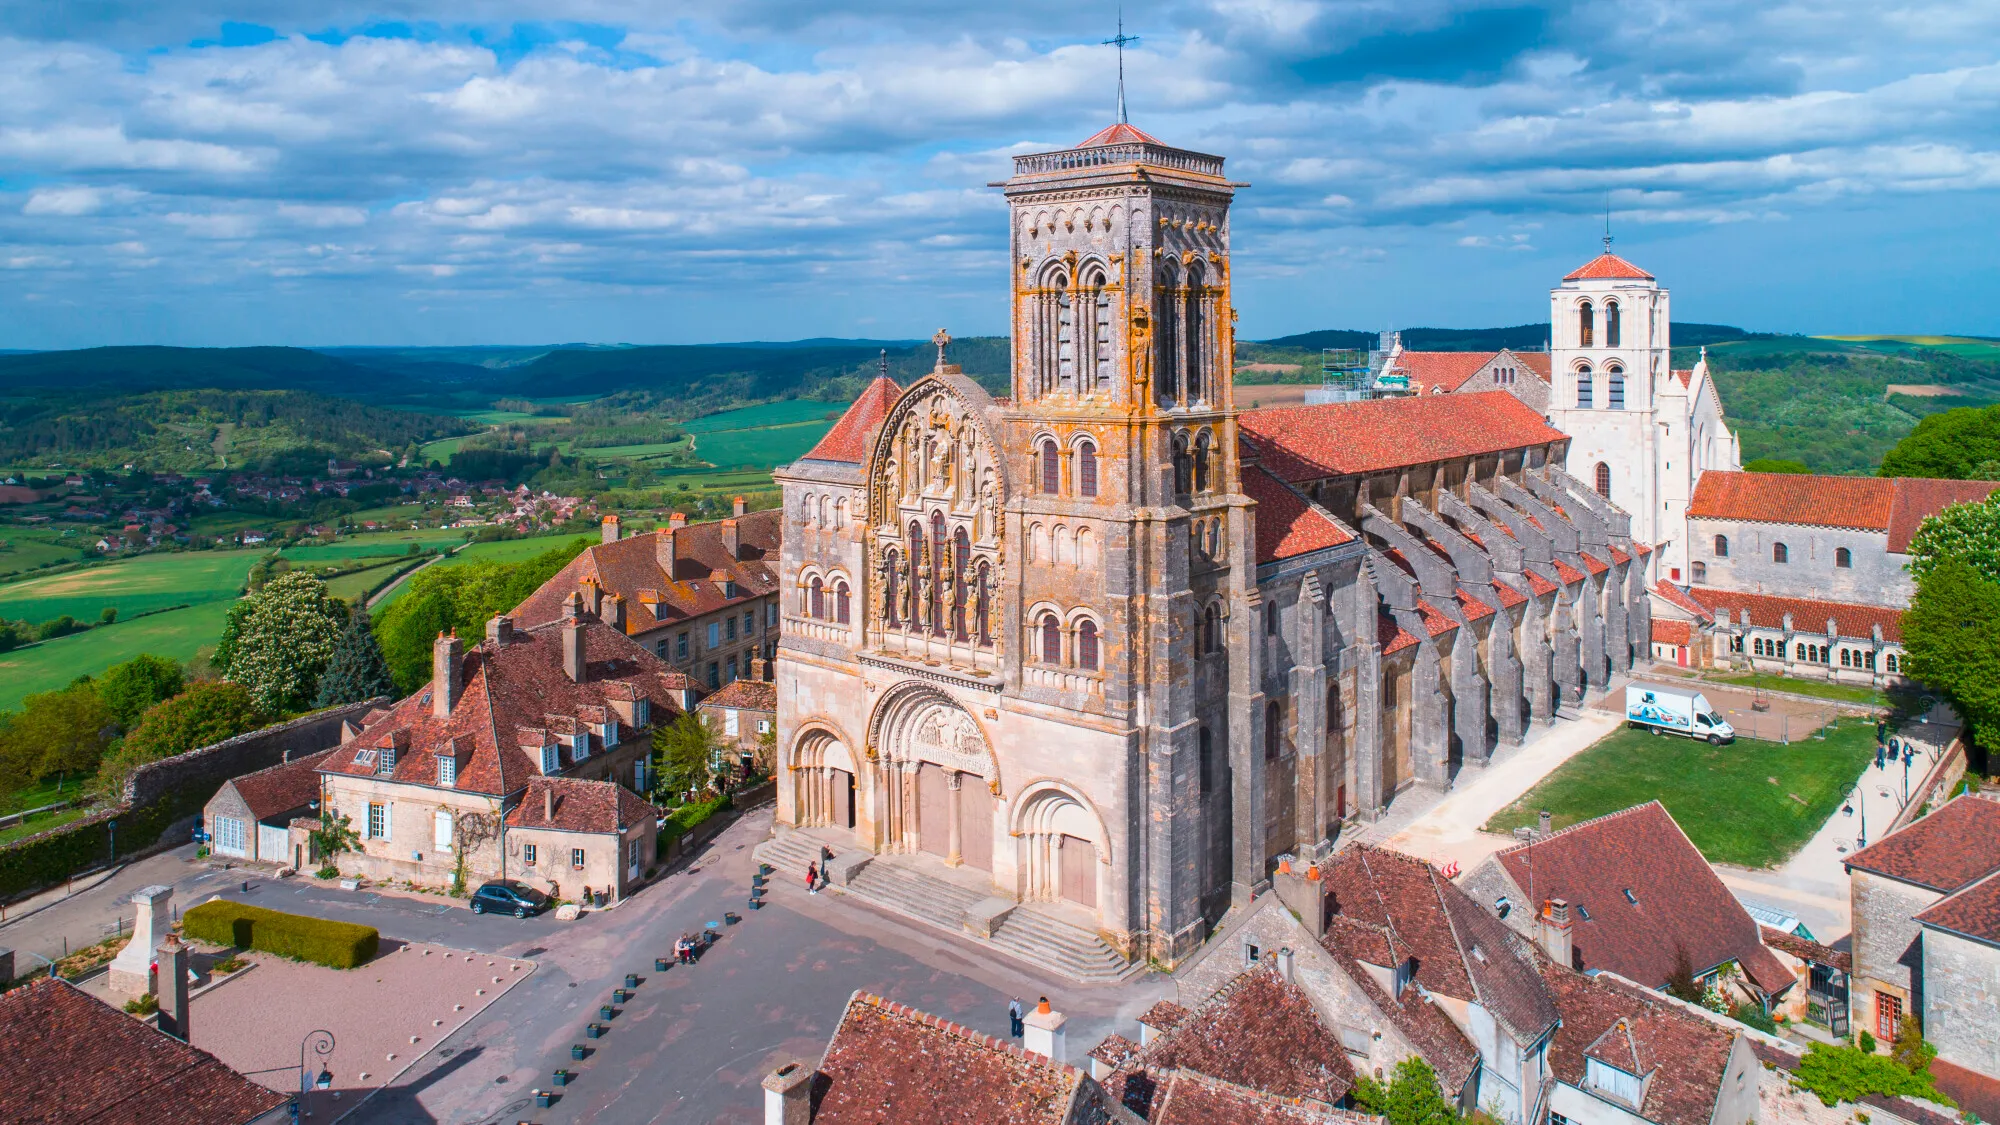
696, 676, 776, 773
1684, 470, 1998, 609
1382, 345, 1552, 413
316, 606, 678, 893
1844, 793, 2000, 1102
1464, 802, 1795, 1009
769, 118, 1656, 971
500, 776, 661, 903
202, 746, 339, 866
513, 500, 780, 692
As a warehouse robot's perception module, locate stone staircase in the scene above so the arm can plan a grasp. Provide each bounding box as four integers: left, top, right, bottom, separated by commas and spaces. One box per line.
752, 829, 1138, 984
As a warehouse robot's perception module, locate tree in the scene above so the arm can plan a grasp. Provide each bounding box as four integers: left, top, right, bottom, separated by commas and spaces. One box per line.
377, 587, 457, 694
1791, 1041, 1951, 1108
314, 605, 396, 707
1901, 559, 2000, 753
654, 713, 717, 801
220, 571, 348, 713
97, 681, 269, 796
0, 682, 115, 792
1891, 1013, 1936, 1075
374, 536, 592, 691
1349, 1057, 1463, 1125
1905, 493, 2000, 586
1880, 403, 2000, 480
310, 812, 361, 878
1664, 945, 1705, 1005
98, 654, 186, 731
1744, 458, 1811, 474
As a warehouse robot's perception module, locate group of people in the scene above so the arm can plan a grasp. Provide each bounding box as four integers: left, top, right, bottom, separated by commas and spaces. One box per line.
673, 932, 702, 964
805, 844, 833, 895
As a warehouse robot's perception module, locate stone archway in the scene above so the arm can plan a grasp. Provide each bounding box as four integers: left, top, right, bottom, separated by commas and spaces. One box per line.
868, 682, 998, 869
791, 726, 862, 836
1011, 784, 1110, 916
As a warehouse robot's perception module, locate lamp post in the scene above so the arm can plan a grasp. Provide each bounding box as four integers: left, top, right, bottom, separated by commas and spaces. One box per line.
293, 1029, 335, 1122
1902, 741, 1917, 806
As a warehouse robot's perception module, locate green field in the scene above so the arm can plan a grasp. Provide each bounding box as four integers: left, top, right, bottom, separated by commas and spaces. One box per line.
369, 533, 581, 612
322, 558, 418, 603
1819, 335, 2000, 360
580, 437, 695, 460
0, 551, 261, 624
684, 400, 843, 433
1483, 722, 1877, 868
278, 527, 465, 563
1706, 672, 1891, 708
0, 535, 83, 577
418, 434, 473, 462
0, 599, 236, 712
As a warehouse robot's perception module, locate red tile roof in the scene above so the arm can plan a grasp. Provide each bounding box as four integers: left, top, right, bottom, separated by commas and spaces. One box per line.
1494, 802, 1794, 996
1685, 585, 1902, 643
1651, 619, 1692, 645
1104, 967, 1356, 1116
1759, 926, 1851, 973
226, 747, 338, 822
513, 509, 780, 636
1242, 465, 1354, 563
1393, 351, 1498, 395
1916, 867, 2000, 943
0, 978, 287, 1124
1149, 1070, 1383, 1125
1652, 580, 1713, 623
322, 617, 686, 798
1672, 368, 1694, 388
1517, 352, 1552, 383
503, 776, 657, 834
1846, 793, 2000, 893
1688, 471, 1896, 531
1240, 392, 1566, 483
1079, 121, 1162, 147
812, 992, 1111, 1124
1540, 963, 1741, 1125
1885, 478, 2000, 552
1563, 253, 1654, 281
803, 376, 901, 464
1934, 1060, 2000, 1125
700, 678, 776, 712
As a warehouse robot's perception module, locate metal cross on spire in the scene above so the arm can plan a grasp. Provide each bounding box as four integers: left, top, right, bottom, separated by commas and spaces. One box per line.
1603, 195, 1614, 254
1104, 11, 1139, 124
932, 328, 951, 369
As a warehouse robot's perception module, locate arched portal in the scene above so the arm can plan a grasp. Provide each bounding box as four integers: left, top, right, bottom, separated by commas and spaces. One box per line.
791, 725, 862, 835
1011, 783, 1110, 915
869, 683, 999, 870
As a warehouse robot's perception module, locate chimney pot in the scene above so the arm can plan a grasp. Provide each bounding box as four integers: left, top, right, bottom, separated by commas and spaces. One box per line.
1538, 809, 1552, 837
733, 495, 747, 518
602, 514, 622, 544
433, 632, 465, 718
1277, 854, 1294, 876
486, 615, 513, 646
762, 1061, 813, 1125
1024, 998, 1067, 1062
1541, 897, 1575, 965
668, 511, 687, 530
1276, 946, 1295, 984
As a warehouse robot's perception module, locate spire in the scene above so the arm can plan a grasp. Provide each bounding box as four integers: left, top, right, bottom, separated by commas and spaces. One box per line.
879, 347, 889, 379
1104, 11, 1139, 125
1603, 195, 1613, 255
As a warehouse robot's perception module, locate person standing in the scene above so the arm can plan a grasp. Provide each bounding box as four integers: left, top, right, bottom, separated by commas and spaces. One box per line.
1008, 998, 1023, 1038
806, 862, 819, 895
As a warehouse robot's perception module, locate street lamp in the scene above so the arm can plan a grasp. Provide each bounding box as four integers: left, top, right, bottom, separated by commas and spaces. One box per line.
293, 1029, 335, 1122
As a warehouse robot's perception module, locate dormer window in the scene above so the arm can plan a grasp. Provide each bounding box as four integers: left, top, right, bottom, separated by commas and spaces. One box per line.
376, 747, 396, 776
540, 745, 560, 775
602, 722, 619, 748
438, 755, 457, 788
1585, 1057, 1646, 1106
635, 698, 651, 728
353, 749, 377, 770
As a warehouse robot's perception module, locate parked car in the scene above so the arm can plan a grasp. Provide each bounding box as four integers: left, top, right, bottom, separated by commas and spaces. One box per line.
469, 881, 553, 917
1625, 683, 1735, 744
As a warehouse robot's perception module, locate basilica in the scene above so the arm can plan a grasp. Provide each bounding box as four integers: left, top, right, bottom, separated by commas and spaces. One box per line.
770, 121, 1652, 967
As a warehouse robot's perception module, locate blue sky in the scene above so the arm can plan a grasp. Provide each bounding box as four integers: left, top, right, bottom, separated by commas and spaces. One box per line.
3, 1, 1997, 348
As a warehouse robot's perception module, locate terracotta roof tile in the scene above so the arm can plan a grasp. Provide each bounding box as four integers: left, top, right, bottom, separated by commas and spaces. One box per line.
1846, 793, 2000, 893
803, 376, 901, 464
1563, 253, 1654, 281
1079, 121, 1163, 147
227, 747, 338, 822
1651, 619, 1692, 645
1933, 1060, 2000, 1125
812, 992, 1100, 1124
1549, 558, 1586, 586
1687, 472, 1896, 532
0, 977, 287, 1124
1758, 926, 1850, 973
1685, 585, 1902, 643
1149, 1069, 1383, 1125
1652, 580, 1713, 623
512, 509, 780, 635
503, 776, 657, 834
1885, 478, 2000, 552
1239, 392, 1567, 483
1672, 368, 1694, 388
701, 678, 776, 712
1495, 802, 1794, 995
1393, 351, 1499, 395
1540, 963, 1739, 1125
1916, 866, 2000, 943
1138, 1001, 1190, 1034
1242, 464, 1354, 563
1517, 352, 1552, 383
1317, 925, 1481, 1091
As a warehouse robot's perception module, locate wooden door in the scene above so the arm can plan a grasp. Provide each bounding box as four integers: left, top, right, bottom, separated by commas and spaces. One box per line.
918, 764, 950, 857
959, 781, 994, 872
1059, 835, 1096, 908
830, 769, 854, 830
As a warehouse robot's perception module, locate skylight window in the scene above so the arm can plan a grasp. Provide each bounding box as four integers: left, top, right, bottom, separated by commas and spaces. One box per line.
1622, 888, 1637, 905
1576, 904, 1592, 921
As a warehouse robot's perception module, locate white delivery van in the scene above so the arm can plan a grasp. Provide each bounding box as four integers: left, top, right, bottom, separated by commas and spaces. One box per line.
1625, 683, 1736, 744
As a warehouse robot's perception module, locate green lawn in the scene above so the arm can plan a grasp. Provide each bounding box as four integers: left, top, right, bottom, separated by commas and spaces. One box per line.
0, 776, 86, 815
322, 559, 415, 603
0, 550, 262, 624
0, 804, 93, 846
0, 535, 82, 577
0, 599, 236, 711
1483, 721, 1877, 868
579, 438, 694, 460
418, 434, 472, 462
1707, 672, 1890, 708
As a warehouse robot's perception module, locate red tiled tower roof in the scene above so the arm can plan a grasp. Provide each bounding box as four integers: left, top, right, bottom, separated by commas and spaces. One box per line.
1563, 253, 1654, 281
803, 376, 901, 464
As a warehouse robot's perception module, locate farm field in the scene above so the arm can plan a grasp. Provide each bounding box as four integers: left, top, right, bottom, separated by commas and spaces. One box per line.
322, 558, 418, 602
0, 599, 236, 712
1819, 334, 2000, 360
695, 420, 835, 468
368, 533, 581, 611
0, 534, 83, 577
1482, 721, 1877, 868
278, 527, 465, 563
580, 437, 694, 460
684, 400, 843, 433
0, 550, 261, 624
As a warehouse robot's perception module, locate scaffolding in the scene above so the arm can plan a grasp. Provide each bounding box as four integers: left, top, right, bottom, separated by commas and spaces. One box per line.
1305, 346, 1374, 404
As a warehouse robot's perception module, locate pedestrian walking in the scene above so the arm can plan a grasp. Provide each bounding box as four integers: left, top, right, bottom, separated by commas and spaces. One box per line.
806, 862, 819, 894
1008, 998, 1023, 1038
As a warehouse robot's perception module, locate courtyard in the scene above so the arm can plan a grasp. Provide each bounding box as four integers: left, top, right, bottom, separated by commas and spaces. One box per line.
1483, 719, 1879, 868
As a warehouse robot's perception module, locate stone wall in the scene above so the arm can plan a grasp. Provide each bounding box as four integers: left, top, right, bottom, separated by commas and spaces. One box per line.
124, 697, 388, 811
1923, 927, 2000, 1077
1690, 518, 1907, 607
1849, 869, 1942, 1032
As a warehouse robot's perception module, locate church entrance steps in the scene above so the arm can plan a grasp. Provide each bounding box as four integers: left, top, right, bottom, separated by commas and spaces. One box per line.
753, 827, 1138, 984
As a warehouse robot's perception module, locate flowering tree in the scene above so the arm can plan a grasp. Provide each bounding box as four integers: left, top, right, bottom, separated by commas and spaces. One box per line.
221, 571, 348, 714
1905, 492, 2000, 585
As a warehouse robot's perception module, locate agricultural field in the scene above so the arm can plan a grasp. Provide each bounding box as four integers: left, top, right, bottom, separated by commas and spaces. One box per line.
0, 550, 262, 624
1819, 334, 2000, 360
368, 533, 580, 611
0, 599, 237, 712
277, 527, 465, 563
0, 532, 83, 578
322, 558, 421, 603
1483, 721, 1877, 868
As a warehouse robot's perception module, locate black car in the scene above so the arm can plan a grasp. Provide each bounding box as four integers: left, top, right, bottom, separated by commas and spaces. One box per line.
469, 881, 552, 917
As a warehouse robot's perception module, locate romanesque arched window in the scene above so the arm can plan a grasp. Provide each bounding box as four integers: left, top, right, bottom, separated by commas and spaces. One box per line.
1184, 260, 1207, 404
1156, 259, 1182, 406
1595, 462, 1611, 498
1094, 284, 1113, 391
1041, 439, 1060, 494
1194, 431, 1211, 493
1578, 300, 1594, 348
1714, 535, 1729, 557
1172, 435, 1192, 495
1203, 604, 1219, 654
975, 561, 992, 647
1605, 300, 1621, 347
1057, 287, 1076, 391
834, 581, 850, 625
1692, 561, 1707, 582
1041, 613, 1062, 663
884, 548, 901, 626
1773, 542, 1789, 564
952, 527, 972, 640
1078, 439, 1098, 498
1077, 620, 1099, 671
810, 576, 825, 619
1836, 547, 1852, 568
1607, 367, 1625, 410
1576, 365, 1594, 409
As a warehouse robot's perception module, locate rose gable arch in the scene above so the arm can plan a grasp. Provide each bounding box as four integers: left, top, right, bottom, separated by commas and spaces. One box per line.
863, 375, 1016, 530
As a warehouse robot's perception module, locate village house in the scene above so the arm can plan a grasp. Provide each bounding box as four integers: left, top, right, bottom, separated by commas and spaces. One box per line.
696, 672, 777, 774
202, 746, 343, 867
1386, 344, 1554, 412
315, 602, 680, 895
500, 775, 661, 905
514, 501, 780, 691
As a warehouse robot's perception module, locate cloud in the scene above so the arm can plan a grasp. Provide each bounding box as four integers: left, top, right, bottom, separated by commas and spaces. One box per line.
0, 1, 1994, 345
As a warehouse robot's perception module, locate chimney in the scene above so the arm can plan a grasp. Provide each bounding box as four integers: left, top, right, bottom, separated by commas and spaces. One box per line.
602, 514, 622, 544
1276, 946, 1295, 984
486, 614, 513, 646
658, 528, 679, 578
668, 511, 688, 530
733, 495, 747, 518
723, 518, 741, 560
156, 933, 190, 1042
563, 618, 586, 683
561, 590, 583, 620
605, 593, 626, 632
544, 784, 555, 824
1538, 809, 1552, 838
433, 631, 464, 718
582, 578, 605, 618
1541, 898, 1574, 966
1024, 996, 1068, 1062
762, 1061, 813, 1125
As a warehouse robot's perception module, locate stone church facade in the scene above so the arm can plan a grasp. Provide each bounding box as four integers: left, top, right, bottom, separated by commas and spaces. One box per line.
772, 122, 1652, 967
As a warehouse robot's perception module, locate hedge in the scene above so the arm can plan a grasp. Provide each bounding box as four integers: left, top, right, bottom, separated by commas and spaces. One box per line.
183, 900, 380, 969
663, 793, 731, 841
0, 785, 205, 902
